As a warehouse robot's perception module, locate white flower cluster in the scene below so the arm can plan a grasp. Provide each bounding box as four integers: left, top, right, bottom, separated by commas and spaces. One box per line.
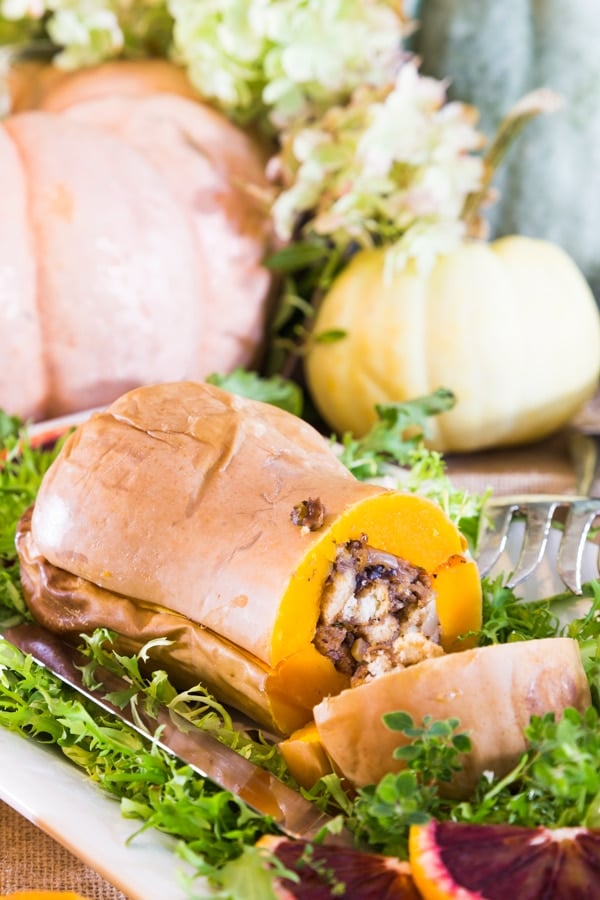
270, 62, 485, 268
1, 0, 409, 126
0, 1, 485, 266
48, 2, 124, 69
0, 0, 169, 68
2, 1, 118, 67
168, 0, 409, 127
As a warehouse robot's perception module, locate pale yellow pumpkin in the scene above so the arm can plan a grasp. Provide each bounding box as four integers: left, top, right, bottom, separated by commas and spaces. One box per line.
305, 236, 600, 453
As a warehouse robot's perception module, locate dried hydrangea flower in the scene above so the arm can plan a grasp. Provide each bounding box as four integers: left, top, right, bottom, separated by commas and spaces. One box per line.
0, 0, 171, 70
270, 61, 486, 268
1, 1, 409, 128
168, 0, 410, 127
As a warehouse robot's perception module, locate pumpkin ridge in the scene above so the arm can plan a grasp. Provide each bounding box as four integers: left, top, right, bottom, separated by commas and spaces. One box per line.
3, 115, 51, 411
421, 261, 441, 447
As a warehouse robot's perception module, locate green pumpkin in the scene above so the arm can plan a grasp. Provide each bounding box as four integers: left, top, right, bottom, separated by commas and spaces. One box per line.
414, 0, 600, 296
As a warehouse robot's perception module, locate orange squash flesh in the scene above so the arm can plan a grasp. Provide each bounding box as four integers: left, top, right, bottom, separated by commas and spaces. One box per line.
432, 555, 482, 651
273, 490, 480, 663
3, 894, 89, 900
19, 381, 481, 735
278, 722, 335, 790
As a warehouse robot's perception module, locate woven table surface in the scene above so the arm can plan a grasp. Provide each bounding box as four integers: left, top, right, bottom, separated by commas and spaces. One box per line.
0, 800, 126, 897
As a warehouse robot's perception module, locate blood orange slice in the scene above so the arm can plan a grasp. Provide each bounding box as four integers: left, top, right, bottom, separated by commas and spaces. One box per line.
3, 894, 88, 899
409, 820, 600, 900
260, 835, 420, 898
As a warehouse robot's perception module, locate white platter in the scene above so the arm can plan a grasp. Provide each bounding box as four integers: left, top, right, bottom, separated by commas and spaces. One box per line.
0, 711, 202, 898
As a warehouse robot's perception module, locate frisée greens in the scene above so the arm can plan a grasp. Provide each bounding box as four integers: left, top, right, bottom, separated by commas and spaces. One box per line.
0, 396, 599, 898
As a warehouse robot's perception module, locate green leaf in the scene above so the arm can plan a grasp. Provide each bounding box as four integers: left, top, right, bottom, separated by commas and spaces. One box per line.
475, 576, 561, 646
313, 329, 347, 344
337, 387, 454, 478
344, 387, 455, 466
0, 410, 22, 442
264, 241, 329, 273
206, 369, 304, 417
373, 387, 456, 437
382, 711, 414, 733
204, 844, 283, 899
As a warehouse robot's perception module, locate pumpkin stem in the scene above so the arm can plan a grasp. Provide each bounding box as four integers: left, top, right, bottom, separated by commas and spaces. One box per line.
461, 88, 564, 236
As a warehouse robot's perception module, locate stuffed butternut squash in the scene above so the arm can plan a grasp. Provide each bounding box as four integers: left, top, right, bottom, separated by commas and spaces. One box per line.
16, 381, 481, 735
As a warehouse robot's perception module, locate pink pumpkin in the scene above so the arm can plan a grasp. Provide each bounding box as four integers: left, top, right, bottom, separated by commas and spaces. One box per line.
1, 63, 273, 421
7, 59, 201, 114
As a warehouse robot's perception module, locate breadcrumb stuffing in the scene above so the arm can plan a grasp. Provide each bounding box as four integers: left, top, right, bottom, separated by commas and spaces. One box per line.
313, 537, 443, 684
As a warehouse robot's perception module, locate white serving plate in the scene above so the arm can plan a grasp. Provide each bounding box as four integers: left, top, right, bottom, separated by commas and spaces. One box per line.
0, 718, 201, 898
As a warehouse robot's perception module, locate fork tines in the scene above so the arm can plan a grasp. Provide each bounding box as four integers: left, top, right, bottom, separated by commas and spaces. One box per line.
477, 494, 600, 595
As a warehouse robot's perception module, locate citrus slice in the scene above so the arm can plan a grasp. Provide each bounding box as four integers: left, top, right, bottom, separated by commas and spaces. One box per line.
259, 835, 420, 898
409, 820, 600, 900
4, 893, 89, 899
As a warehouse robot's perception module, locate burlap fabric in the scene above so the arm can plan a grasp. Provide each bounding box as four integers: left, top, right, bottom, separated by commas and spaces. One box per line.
1, 392, 599, 894
446, 390, 600, 497
0, 800, 126, 897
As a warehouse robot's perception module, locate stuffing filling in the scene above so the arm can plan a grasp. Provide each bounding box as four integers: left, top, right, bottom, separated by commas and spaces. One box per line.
313, 536, 443, 685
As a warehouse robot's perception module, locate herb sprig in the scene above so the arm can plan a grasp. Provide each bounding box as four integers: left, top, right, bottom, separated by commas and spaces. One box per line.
338, 702, 600, 860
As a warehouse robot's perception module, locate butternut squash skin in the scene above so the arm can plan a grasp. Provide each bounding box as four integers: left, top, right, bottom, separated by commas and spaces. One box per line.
283, 638, 591, 797
17, 381, 481, 734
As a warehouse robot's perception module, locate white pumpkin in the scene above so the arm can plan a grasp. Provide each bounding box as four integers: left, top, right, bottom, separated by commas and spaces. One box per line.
305, 236, 600, 453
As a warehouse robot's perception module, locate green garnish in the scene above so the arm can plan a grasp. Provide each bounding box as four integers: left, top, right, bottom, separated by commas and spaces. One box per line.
477, 575, 562, 645
1, 408, 599, 895
0, 417, 63, 628
347, 713, 472, 858
340, 703, 600, 860
206, 369, 304, 418
0, 639, 278, 877
336, 388, 456, 478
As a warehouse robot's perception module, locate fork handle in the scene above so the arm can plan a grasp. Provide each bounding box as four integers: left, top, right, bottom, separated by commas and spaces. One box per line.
568, 431, 600, 496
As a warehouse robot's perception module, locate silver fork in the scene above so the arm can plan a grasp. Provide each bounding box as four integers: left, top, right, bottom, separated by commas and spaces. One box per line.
476, 432, 600, 595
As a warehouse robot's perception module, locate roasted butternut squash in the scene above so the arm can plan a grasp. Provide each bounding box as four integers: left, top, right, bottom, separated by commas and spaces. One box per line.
17, 381, 481, 734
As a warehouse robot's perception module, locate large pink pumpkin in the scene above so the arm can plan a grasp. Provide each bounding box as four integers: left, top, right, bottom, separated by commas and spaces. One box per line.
0, 62, 273, 420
